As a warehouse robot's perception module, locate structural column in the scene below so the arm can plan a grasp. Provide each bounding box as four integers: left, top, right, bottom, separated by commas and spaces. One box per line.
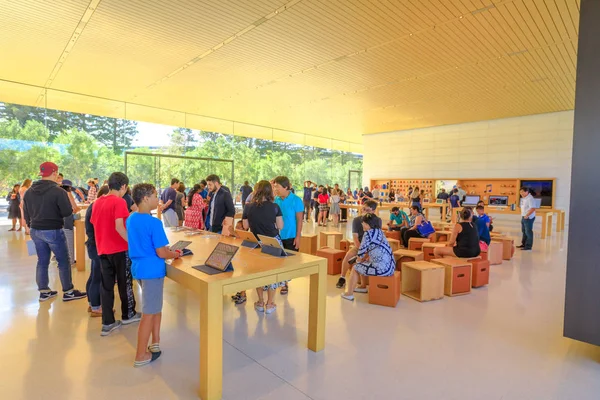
564, 0, 600, 346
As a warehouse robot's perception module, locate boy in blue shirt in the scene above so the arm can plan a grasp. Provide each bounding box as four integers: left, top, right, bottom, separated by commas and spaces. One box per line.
127, 183, 181, 367
273, 176, 304, 294
474, 205, 491, 245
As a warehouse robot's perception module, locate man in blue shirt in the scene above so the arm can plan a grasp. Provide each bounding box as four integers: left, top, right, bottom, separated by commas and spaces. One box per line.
199, 180, 208, 199
302, 180, 313, 222
273, 176, 304, 294
159, 178, 180, 227
387, 206, 409, 231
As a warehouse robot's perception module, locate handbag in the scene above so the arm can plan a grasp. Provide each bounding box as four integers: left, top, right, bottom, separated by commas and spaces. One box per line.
417, 220, 435, 237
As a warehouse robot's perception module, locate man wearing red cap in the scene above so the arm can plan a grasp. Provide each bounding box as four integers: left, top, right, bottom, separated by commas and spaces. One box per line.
23, 162, 87, 302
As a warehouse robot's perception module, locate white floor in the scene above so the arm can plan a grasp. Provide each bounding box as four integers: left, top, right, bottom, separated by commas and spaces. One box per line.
1, 215, 600, 400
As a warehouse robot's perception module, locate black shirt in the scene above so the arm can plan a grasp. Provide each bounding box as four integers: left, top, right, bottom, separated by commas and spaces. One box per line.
240, 185, 253, 202
455, 222, 481, 258
352, 216, 365, 243
437, 192, 449, 200
23, 180, 73, 230
123, 193, 135, 213
242, 202, 282, 240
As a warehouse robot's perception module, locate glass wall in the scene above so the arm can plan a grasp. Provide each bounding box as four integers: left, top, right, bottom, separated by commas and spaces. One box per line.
0, 101, 362, 194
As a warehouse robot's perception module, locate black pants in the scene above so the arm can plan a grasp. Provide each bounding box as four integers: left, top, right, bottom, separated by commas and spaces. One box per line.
100, 251, 137, 325
403, 229, 423, 248
314, 204, 319, 222
281, 238, 297, 251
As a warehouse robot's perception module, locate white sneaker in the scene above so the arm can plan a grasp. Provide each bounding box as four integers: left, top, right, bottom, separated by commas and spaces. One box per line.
354, 287, 368, 294
341, 293, 354, 301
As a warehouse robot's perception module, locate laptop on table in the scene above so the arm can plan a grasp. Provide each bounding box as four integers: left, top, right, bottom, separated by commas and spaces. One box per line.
235, 229, 261, 249
462, 195, 480, 207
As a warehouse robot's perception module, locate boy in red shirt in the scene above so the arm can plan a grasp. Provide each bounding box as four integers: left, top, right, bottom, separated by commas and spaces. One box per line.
91, 172, 140, 336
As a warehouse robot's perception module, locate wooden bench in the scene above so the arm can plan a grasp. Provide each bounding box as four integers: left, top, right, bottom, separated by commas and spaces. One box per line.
316, 247, 346, 275
487, 241, 503, 265
299, 234, 318, 255
433, 230, 452, 243
387, 238, 401, 252
408, 237, 432, 251
491, 236, 515, 260
384, 230, 401, 241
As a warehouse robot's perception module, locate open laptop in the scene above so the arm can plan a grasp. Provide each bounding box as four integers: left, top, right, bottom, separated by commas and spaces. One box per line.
257, 234, 296, 257
462, 195, 480, 206
435, 199, 445, 204
193, 242, 239, 275
235, 229, 261, 249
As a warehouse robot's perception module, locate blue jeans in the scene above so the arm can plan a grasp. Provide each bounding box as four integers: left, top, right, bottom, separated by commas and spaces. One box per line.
30, 228, 74, 292
85, 243, 102, 309
521, 217, 535, 249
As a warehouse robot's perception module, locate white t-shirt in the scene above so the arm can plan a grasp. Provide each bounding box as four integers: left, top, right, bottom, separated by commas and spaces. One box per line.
521, 194, 536, 219
372, 189, 380, 199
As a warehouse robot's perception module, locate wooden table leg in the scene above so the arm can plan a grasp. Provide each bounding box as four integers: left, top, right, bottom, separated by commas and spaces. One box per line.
308, 260, 327, 352
561, 211, 566, 231
199, 282, 223, 400
74, 220, 86, 272
423, 207, 430, 219
546, 214, 553, 238
540, 214, 548, 239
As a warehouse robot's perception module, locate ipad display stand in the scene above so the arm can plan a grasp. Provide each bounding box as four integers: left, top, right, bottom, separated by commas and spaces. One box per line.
241, 240, 259, 249
261, 245, 295, 258
193, 262, 234, 275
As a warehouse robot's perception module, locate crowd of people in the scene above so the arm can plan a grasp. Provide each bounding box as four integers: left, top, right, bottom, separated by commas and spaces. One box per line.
8, 160, 538, 367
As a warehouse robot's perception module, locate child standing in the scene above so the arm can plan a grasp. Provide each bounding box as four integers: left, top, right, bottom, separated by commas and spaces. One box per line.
127, 183, 181, 367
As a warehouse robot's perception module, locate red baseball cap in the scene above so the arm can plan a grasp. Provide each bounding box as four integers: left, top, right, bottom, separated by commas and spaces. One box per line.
39, 162, 59, 177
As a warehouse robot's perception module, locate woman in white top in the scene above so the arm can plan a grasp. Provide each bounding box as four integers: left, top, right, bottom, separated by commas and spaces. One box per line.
329, 189, 341, 225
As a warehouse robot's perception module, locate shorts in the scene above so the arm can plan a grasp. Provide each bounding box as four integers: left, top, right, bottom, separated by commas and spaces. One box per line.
139, 277, 164, 315
162, 208, 179, 227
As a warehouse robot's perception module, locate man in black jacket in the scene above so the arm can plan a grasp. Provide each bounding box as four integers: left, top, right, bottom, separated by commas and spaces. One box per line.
24, 162, 86, 302
206, 174, 235, 235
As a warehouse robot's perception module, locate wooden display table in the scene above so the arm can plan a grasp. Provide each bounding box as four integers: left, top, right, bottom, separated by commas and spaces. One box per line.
422, 242, 448, 261
319, 231, 343, 249
165, 231, 327, 399
393, 249, 424, 271
491, 236, 515, 260
401, 261, 445, 302
299, 234, 318, 255
432, 258, 472, 297
73, 218, 86, 272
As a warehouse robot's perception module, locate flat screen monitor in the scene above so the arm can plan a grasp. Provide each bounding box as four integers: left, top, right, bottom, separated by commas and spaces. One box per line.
488, 196, 509, 206
463, 195, 480, 206
520, 180, 553, 207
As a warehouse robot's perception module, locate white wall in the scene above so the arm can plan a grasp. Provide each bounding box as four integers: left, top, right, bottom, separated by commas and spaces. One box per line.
363, 111, 574, 215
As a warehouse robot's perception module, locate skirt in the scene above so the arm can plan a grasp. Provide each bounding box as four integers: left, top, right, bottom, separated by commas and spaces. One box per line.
7, 204, 20, 219
330, 202, 340, 214
319, 203, 329, 212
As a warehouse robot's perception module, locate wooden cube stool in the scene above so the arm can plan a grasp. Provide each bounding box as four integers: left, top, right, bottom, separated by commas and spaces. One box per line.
402, 261, 445, 302
487, 241, 503, 265
432, 258, 472, 297
480, 250, 488, 261
466, 257, 490, 288
340, 239, 352, 252
422, 242, 448, 262
433, 230, 452, 243
384, 230, 401, 241
408, 237, 431, 251
387, 238, 401, 252
316, 247, 346, 275
299, 234, 318, 255
368, 271, 402, 307
319, 231, 343, 249
492, 236, 514, 261
393, 249, 424, 271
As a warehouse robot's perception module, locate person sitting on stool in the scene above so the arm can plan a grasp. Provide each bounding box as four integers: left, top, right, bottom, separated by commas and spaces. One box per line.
433, 207, 481, 259
402, 206, 428, 248
387, 206, 409, 231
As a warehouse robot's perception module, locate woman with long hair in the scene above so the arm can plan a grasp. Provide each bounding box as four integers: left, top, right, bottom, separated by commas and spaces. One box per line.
184, 184, 207, 230
241, 180, 285, 313
317, 186, 330, 226
19, 179, 32, 234
434, 207, 481, 259
7, 184, 21, 231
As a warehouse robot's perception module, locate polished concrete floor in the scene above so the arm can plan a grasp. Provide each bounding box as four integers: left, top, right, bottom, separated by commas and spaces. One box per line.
1, 213, 600, 400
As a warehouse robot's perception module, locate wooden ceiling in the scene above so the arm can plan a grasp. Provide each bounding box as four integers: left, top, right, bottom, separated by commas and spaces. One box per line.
0, 0, 579, 144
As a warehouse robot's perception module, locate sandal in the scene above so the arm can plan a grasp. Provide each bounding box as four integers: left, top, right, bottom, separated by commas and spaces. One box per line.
234, 294, 247, 305
280, 285, 289, 295
265, 303, 277, 314
8, 228, 15, 231
254, 301, 265, 312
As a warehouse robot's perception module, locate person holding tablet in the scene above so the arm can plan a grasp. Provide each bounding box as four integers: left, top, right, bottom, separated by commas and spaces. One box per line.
242, 180, 285, 314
